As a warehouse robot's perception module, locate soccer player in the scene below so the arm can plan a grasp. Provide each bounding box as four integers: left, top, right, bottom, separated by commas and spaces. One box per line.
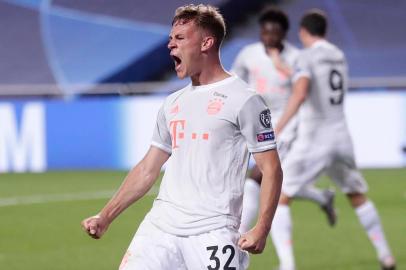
81, 4, 283, 270
273, 9, 396, 270
232, 7, 336, 237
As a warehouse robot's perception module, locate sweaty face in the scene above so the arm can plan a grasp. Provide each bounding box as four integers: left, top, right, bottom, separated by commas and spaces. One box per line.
260, 22, 285, 49
168, 20, 203, 79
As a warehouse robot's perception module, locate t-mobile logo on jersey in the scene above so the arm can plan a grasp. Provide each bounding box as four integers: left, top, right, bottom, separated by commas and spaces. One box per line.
169, 120, 209, 149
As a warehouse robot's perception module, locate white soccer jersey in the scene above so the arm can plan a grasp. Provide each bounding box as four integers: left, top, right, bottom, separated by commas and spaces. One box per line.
292, 40, 348, 121
231, 41, 300, 117
148, 75, 276, 236
282, 40, 368, 197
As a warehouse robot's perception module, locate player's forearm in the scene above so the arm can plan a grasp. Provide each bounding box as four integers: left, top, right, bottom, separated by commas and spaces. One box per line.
269, 49, 293, 77
279, 65, 293, 77
99, 162, 158, 224
255, 163, 283, 235
275, 78, 308, 133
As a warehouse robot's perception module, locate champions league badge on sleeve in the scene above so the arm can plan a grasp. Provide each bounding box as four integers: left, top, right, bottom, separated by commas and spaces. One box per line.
257, 131, 275, 142
259, 109, 272, 128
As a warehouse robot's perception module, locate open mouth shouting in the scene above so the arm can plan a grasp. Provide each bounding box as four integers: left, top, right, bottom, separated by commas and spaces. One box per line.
171, 54, 182, 72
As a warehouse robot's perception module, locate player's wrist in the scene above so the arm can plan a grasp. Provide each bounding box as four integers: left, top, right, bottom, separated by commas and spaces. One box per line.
252, 223, 270, 238
97, 211, 112, 225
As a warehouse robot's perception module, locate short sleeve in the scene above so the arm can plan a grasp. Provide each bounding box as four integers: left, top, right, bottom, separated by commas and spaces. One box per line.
292, 52, 312, 82
231, 49, 249, 83
151, 104, 172, 154
237, 95, 277, 153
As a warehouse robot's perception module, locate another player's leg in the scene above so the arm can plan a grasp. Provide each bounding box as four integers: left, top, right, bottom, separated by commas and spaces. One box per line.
280, 136, 337, 226
295, 185, 337, 226
239, 165, 262, 233
271, 137, 327, 270
348, 193, 396, 270
270, 194, 295, 270
328, 157, 396, 270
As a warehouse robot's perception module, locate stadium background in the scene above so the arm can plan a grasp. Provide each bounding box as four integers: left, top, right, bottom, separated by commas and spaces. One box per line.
0, 0, 405, 269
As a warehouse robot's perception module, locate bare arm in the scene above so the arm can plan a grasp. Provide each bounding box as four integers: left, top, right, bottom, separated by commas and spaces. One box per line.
275, 77, 309, 134
268, 48, 293, 77
238, 149, 283, 253
81, 146, 170, 238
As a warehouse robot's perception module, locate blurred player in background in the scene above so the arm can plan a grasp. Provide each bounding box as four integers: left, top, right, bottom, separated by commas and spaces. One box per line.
273, 9, 396, 270
81, 4, 283, 270
232, 6, 336, 245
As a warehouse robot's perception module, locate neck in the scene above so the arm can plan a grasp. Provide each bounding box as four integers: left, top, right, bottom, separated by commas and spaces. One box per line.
306, 36, 324, 48
190, 55, 230, 86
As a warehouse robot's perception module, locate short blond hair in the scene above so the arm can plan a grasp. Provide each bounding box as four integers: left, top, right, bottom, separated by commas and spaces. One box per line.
172, 4, 226, 48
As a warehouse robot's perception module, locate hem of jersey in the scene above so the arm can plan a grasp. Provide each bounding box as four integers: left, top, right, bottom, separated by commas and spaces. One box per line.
147, 214, 239, 237
249, 144, 277, 153
151, 141, 172, 154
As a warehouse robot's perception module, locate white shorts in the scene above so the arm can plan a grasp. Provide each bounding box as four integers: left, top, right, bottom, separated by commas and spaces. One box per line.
120, 218, 249, 270
282, 120, 368, 197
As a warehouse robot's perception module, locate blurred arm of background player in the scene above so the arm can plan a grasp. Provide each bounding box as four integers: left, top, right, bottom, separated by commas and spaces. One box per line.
238, 149, 283, 253
268, 48, 293, 78
275, 77, 309, 135
81, 146, 170, 239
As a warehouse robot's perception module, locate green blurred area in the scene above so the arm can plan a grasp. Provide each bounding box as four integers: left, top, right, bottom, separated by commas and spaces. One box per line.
0, 169, 404, 270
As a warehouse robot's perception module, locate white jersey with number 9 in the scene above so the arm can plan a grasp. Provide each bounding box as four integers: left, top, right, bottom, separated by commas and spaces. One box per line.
293, 40, 348, 121
282, 39, 368, 197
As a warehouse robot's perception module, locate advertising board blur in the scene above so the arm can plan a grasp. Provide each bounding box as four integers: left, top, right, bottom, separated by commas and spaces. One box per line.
0, 92, 405, 172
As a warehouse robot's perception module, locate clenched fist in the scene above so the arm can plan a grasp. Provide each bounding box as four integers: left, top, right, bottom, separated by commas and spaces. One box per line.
81, 214, 110, 239
238, 227, 268, 254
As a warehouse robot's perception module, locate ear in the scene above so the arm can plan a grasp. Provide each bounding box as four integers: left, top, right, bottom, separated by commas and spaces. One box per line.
201, 36, 215, 52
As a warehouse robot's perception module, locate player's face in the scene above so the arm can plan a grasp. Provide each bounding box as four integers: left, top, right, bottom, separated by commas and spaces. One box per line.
168, 20, 204, 79
260, 22, 285, 49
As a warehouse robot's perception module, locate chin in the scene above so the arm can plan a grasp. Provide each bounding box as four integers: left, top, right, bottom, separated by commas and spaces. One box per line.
176, 71, 187, 79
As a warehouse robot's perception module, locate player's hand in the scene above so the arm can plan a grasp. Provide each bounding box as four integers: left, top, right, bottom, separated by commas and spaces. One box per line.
81, 214, 110, 239
237, 227, 267, 254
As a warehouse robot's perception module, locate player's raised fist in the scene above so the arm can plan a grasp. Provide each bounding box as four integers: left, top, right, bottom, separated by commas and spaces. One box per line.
81, 215, 109, 239
237, 228, 267, 254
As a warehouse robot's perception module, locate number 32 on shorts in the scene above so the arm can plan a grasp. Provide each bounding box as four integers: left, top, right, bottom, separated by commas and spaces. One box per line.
206, 245, 236, 270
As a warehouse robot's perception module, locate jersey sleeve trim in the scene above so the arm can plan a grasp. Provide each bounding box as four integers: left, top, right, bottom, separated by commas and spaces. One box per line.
248, 143, 277, 153
292, 71, 311, 83
151, 141, 172, 154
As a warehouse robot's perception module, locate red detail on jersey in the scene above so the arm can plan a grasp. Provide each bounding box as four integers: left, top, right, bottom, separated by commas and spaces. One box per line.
169, 120, 186, 149
277, 68, 289, 80
170, 104, 179, 114
256, 77, 267, 94
207, 98, 224, 115
251, 68, 267, 94
119, 250, 131, 270
169, 120, 209, 146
